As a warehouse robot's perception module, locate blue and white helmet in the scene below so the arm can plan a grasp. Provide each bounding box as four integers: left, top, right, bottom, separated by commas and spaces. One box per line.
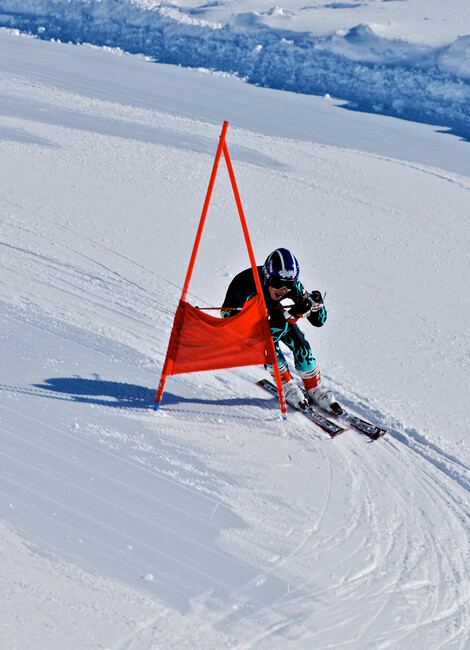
263, 248, 300, 288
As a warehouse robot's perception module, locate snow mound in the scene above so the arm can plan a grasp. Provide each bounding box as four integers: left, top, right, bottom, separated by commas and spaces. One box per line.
1, 0, 470, 137
438, 35, 470, 81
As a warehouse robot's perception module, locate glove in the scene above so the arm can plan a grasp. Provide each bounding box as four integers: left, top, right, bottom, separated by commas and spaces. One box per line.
307, 291, 327, 327
307, 290, 324, 312
288, 291, 323, 318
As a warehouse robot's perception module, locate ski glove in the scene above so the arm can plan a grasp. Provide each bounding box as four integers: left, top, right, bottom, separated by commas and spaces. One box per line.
307, 291, 324, 312
288, 291, 324, 318
307, 291, 327, 327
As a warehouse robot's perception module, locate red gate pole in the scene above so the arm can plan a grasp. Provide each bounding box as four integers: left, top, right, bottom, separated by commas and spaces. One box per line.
222, 141, 287, 418
181, 121, 229, 302
154, 121, 229, 409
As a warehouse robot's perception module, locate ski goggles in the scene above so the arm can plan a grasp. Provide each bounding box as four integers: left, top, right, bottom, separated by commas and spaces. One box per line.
268, 276, 296, 290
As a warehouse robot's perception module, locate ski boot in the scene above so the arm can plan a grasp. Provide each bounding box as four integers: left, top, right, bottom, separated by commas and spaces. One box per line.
300, 367, 336, 410
268, 365, 308, 409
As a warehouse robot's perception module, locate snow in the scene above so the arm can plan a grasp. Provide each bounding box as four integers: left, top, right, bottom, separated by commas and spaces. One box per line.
1, 0, 470, 138
1, 0, 470, 647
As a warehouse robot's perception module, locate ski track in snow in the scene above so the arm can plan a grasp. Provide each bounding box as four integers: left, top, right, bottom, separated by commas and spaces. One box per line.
2, 206, 470, 648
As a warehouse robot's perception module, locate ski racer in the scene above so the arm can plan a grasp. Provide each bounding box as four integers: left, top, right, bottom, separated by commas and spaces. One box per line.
221, 247, 335, 410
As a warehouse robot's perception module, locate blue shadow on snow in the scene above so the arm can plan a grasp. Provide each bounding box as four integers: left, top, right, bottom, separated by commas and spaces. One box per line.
33, 377, 266, 410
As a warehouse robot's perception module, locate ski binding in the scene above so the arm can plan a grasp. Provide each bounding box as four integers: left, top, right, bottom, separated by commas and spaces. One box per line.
257, 379, 346, 438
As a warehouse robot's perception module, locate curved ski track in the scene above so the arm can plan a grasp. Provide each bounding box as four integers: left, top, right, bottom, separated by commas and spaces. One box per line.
1, 215, 470, 650
1, 214, 470, 649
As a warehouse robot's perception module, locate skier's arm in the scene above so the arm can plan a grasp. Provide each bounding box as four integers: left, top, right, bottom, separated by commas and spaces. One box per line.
220, 271, 251, 318
220, 286, 241, 318
288, 286, 327, 326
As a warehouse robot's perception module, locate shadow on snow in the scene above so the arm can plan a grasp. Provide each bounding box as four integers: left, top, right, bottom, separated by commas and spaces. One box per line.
33, 376, 266, 410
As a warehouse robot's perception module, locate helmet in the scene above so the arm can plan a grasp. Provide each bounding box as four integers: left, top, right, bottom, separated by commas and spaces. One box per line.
263, 248, 300, 288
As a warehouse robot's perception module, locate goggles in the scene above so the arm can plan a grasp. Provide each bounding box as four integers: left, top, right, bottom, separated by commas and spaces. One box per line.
269, 276, 296, 290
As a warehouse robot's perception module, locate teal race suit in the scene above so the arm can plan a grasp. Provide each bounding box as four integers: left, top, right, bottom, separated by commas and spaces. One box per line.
221, 266, 326, 373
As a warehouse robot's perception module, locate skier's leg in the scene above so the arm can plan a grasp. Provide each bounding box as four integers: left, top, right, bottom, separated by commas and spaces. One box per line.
282, 323, 336, 408
265, 319, 307, 408
281, 322, 315, 373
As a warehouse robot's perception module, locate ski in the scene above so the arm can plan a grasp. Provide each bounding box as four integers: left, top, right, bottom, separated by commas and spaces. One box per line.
257, 379, 346, 438
327, 402, 388, 440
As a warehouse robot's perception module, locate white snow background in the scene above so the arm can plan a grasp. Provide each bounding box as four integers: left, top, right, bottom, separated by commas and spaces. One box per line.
1, 0, 470, 647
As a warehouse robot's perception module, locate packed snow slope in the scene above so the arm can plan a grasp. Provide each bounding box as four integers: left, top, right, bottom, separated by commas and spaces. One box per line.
1, 28, 470, 650
1, 0, 470, 139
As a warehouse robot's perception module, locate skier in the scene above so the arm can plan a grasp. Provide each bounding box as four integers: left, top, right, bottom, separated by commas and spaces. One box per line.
221, 247, 335, 410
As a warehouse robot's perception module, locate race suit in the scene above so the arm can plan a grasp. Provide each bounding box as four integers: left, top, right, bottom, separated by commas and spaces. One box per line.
220, 266, 326, 373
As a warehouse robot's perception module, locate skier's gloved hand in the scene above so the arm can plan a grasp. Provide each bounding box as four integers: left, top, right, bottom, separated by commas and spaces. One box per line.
289, 291, 324, 318
307, 291, 327, 327
288, 293, 316, 318
307, 290, 324, 312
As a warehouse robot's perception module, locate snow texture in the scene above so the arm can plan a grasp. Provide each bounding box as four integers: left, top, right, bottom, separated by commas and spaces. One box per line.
1, 3, 470, 648
1, 0, 470, 138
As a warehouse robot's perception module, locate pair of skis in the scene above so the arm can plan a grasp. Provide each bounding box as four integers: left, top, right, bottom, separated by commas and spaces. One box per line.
257, 378, 388, 440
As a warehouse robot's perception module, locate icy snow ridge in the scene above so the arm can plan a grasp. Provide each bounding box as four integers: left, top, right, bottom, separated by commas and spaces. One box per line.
1, 0, 470, 138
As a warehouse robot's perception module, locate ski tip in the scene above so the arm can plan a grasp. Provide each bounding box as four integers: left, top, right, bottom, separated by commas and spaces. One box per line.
153, 402, 160, 411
